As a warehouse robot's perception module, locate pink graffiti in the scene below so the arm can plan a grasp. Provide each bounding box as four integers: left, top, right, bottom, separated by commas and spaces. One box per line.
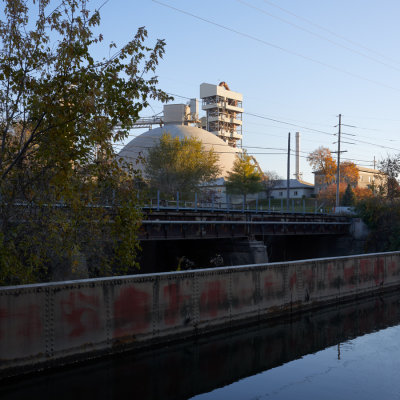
60, 292, 100, 338
200, 281, 227, 318
0, 305, 42, 340
290, 272, 297, 290
163, 283, 190, 326
113, 286, 150, 337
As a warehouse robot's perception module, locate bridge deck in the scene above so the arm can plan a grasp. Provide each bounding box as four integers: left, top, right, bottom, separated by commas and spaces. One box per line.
140, 209, 351, 240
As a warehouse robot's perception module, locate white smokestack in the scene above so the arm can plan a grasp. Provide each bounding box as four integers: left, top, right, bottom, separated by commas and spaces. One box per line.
295, 132, 301, 180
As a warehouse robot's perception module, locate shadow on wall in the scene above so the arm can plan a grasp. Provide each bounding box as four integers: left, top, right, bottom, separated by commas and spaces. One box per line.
138, 235, 364, 273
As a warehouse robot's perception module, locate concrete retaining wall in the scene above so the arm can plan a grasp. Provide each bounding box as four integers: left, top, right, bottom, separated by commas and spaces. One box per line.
1, 251, 400, 378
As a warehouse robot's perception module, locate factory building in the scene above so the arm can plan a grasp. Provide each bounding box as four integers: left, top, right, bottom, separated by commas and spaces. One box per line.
118, 82, 244, 179
200, 82, 243, 147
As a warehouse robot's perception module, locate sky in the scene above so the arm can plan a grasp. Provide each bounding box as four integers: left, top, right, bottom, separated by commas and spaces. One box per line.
34, 1, 400, 182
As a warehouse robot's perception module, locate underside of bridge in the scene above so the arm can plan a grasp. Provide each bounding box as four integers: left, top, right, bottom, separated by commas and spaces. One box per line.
137, 234, 365, 274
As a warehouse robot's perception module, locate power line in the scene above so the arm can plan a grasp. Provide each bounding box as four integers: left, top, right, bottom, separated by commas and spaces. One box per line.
261, 0, 400, 68
244, 112, 335, 136
237, 0, 400, 73
165, 90, 400, 142
113, 141, 288, 152
152, 0, 400, 93
97, 0, 110, 11
136, 88, 400, 158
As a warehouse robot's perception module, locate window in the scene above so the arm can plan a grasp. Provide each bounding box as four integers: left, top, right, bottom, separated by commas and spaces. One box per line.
279, 192, 283, 197
294, 191, 298, 196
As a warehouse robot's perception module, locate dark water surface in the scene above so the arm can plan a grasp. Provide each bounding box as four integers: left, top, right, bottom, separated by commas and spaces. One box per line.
2, 291, 400, 400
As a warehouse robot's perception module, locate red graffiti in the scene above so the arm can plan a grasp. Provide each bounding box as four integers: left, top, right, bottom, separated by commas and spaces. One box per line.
113, 286, 150, 337
290, 272, 297, 290
0, 305, 42, 340
60, 292, 100, 338
360, 259, 371, 279
389, 261, 398, 276
327, 264, 334, 283
163, 283, 190, 326
374, 259, 385, 286
303, 269, 314, 283
344, 265, 355, 285
200, 281, 227, 318
264, 278, 274, 288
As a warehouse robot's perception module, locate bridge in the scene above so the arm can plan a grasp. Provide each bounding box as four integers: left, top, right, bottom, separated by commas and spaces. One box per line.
139, 207, 352, 240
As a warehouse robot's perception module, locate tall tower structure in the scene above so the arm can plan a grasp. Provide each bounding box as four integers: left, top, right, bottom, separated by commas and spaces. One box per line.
200, 82, 243, 148
295, 131, 302, 180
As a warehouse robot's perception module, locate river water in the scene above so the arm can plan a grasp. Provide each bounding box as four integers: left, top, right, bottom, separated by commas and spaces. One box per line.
2, 291, 400, 400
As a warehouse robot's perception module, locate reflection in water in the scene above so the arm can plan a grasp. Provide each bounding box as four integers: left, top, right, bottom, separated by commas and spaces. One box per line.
2, 291, 400, 400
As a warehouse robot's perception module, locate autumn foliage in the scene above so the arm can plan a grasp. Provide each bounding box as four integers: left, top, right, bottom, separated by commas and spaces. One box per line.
307, 147, 337, 184
307, 147, 359, 186
0, 1, 170, 285
318, 183, 373, 206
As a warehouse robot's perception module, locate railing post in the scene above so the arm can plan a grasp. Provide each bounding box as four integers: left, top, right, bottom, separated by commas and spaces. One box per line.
314, 200, 317, 214
256, 196, 258, 213
195, 192, 198, 212
157, 190, 160, 211
303, 198, 305, 214
242, 194, 245, 213
292, 198, 294, 213
281, 198, 283, 212
211, 193, 215, 212
268, 197, 271, 212
176, 191, 179, 211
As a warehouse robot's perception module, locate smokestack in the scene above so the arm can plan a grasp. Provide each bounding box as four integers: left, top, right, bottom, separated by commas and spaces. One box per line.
295, 132, 300, 180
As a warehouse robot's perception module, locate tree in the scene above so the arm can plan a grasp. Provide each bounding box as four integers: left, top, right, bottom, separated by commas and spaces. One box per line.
308, 147, 359, 187
342, 184, 356, 206
353, 186, 373, 200
356, 197, 400, 252
377, 155, 400, 199
0, 1, 170, 285
318, 183, 347, 206
225, 151, 263, 202
262, 170, 281, 198
144, 133, 221, 198
307, 147, 337, 185
340, 162, 359, 186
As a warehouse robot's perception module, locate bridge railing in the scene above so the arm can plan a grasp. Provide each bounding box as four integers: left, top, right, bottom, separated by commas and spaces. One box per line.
143, 191, 333, 214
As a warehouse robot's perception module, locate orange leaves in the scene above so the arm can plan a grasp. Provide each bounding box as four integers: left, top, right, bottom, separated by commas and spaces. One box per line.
307, 147, 336, 184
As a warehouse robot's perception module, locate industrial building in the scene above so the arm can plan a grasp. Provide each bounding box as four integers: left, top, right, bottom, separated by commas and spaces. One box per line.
200, 82, 243, 148
118, 82, 316, 200
118, 82, 244, 179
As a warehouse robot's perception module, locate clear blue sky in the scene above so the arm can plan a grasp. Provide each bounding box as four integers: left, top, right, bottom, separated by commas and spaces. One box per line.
47, 1, 400, 181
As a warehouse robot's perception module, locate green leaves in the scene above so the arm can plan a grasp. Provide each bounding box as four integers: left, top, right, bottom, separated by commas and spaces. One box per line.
144, 133, 221, 198
0, 0, 169, 285
225, 150, 263, 198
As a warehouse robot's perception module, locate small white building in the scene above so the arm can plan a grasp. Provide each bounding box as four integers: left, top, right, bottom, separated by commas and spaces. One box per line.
270, 179, 314, 199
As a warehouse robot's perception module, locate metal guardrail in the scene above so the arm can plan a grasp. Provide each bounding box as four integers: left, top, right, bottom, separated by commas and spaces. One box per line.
142, 193, 331, 215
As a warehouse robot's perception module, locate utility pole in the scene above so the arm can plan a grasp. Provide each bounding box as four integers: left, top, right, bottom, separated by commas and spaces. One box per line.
287, 132, 291, 212
373, 156, 376, 195
335, 114, 342, 209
